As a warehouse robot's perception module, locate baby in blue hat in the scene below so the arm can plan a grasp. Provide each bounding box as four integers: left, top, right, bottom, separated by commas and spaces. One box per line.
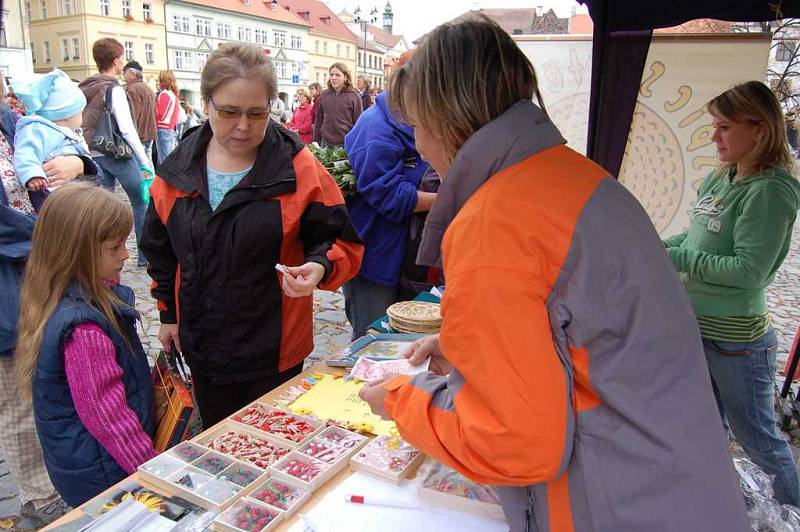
10, 69, 93, 192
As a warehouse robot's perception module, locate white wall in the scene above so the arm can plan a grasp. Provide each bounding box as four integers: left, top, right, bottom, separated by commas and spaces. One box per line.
165, 2, 309, 105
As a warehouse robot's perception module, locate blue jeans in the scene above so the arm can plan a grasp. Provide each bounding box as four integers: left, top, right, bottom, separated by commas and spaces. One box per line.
157, 129, 178, 165
143, 140, 153, 164
342, 275, 398, 340
94, 155, 146, 265
704, 328, 800, 506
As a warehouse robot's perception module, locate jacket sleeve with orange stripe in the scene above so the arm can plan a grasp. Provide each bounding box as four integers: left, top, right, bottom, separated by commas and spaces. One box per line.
383, 266, 572, 486
140, 177, 179, 324
294, 150, 364, 290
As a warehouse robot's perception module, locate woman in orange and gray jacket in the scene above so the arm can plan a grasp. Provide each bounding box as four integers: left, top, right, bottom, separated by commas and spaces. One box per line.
360, 15, 749, 532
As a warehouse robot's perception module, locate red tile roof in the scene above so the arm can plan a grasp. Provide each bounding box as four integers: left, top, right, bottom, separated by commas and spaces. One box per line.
366, 24, 403, 48
178, 0, 311, 27
278, 0, 359, 43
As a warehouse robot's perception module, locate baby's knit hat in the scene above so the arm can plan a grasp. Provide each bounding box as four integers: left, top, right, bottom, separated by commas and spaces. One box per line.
10, 68, 86, 121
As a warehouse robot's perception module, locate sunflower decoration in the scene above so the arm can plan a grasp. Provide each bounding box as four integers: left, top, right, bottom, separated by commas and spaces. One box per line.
101, 490, 164, 514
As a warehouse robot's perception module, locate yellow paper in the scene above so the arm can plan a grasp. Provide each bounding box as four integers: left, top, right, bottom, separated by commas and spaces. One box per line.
287, 374, 397, 436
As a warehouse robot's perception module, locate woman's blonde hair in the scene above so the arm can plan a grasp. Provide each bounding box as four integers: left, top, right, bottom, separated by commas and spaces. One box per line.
388, 13, 547, 165
201, 43, 277, 103
328, 62, 354, 91
16, 183, 132, 400
708, 80, 795, 173
158, 70, 179, 96
297, 89, 311, 104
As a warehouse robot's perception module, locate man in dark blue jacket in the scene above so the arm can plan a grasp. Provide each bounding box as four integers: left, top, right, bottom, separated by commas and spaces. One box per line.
343, 91, 435, 339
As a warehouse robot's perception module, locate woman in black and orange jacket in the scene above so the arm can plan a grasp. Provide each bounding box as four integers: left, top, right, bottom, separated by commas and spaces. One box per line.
141, 43, 363, 428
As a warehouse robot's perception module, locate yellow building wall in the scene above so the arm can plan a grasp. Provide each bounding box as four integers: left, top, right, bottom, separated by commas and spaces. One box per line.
29, 0, 167, 85
308, 34, 358, 88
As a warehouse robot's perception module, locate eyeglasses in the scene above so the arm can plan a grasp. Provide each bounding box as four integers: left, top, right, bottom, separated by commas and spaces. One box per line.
209, 97, 269, 121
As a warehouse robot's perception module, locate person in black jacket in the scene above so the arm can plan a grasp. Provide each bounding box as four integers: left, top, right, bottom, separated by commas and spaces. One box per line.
140, 43, 364, 427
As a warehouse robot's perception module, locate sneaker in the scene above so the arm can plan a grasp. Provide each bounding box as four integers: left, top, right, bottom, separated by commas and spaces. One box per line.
21, 497, 72, 525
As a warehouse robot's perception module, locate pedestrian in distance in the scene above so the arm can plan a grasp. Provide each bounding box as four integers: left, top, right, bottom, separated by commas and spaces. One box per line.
79, 38, 154, 268
312, 63, 362, 148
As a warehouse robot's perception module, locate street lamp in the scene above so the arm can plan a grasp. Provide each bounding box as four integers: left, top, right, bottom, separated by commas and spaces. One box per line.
353, 5, 378, 79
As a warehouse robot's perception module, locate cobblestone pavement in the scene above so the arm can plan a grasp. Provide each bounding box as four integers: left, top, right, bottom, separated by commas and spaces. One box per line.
1, 190, 799, 529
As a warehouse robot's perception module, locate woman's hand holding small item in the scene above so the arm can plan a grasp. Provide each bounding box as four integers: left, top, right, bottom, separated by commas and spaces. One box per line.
279, 262, 325, 297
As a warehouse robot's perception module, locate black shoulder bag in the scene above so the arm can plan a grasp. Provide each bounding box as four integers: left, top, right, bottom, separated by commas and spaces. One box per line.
91, 85, 133, 159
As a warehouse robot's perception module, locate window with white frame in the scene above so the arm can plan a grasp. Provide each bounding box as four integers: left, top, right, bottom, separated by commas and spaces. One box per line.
358, 51, 362, 67
100, 0, 110, 16
346, 46, 350, 58
336, 44, 341, 57
30, 41, 36, 63
124, 41, 134, 61
43, 40, 51, 62
197, 52, 209, 71
315, 40, 319, 54
322, 42, 327, 55
173, 50, 186, 70
171, 14, 181, 32
237, 26, 251, 42
39, 0, 47, 17
25, 1, 32, 21
275, 61, 287, 79
291, 34, 302, 49
254, 29, 264, 44
181, 16, 190, 33
60, 0, 74, 16
61, 38, 70, 61
72, 37, 80, 60
143, 3, 152, 20
122, 0, 131, 17
217, 22, 231, 39
196, 17, 211, 36
273, 31, 286, 47
145, 43, 154, 63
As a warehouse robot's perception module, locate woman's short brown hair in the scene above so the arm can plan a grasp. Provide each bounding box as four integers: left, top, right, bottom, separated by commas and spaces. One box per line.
389, 14, 546, 164
708, 81, 795, 172
92, 38, 124, 72
328, 62, 353, 91
200, 43, 277, 103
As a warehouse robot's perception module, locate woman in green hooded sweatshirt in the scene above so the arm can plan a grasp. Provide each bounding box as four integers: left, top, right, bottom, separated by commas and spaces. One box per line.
665, 80, 799, 506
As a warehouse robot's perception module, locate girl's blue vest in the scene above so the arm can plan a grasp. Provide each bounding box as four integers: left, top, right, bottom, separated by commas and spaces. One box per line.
33, 283, 154, 506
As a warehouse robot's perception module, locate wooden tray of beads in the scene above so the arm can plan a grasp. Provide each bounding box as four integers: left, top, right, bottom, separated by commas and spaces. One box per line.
230, 403, 324, 448
267, 425, 369, 491
137, 440, 268, 512
194, 422, 294, 471
350, 434, 425, 484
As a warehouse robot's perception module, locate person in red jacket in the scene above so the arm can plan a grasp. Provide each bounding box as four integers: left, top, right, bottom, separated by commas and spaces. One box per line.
288, 89, 314, 145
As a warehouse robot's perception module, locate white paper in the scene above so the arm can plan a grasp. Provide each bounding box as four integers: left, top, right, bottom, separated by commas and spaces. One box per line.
286, 472, 508, 532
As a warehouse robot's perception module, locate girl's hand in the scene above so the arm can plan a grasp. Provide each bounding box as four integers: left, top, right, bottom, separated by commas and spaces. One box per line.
158, 323, 181, 353
43, 155, 84, 187
280, 262, 325, 297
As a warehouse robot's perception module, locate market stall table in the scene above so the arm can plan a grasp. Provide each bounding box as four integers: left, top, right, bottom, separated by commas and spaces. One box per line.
43, 360, 423, 531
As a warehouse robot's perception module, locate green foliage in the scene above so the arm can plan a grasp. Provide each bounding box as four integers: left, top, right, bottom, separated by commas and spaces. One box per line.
308, 144, 357, 195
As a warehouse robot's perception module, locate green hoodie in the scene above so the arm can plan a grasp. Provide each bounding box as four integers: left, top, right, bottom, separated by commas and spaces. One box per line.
665, 165, 799, 317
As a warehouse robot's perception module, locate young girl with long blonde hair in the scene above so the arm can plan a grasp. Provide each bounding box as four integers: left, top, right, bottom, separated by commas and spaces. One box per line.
16, 183, 156, 507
